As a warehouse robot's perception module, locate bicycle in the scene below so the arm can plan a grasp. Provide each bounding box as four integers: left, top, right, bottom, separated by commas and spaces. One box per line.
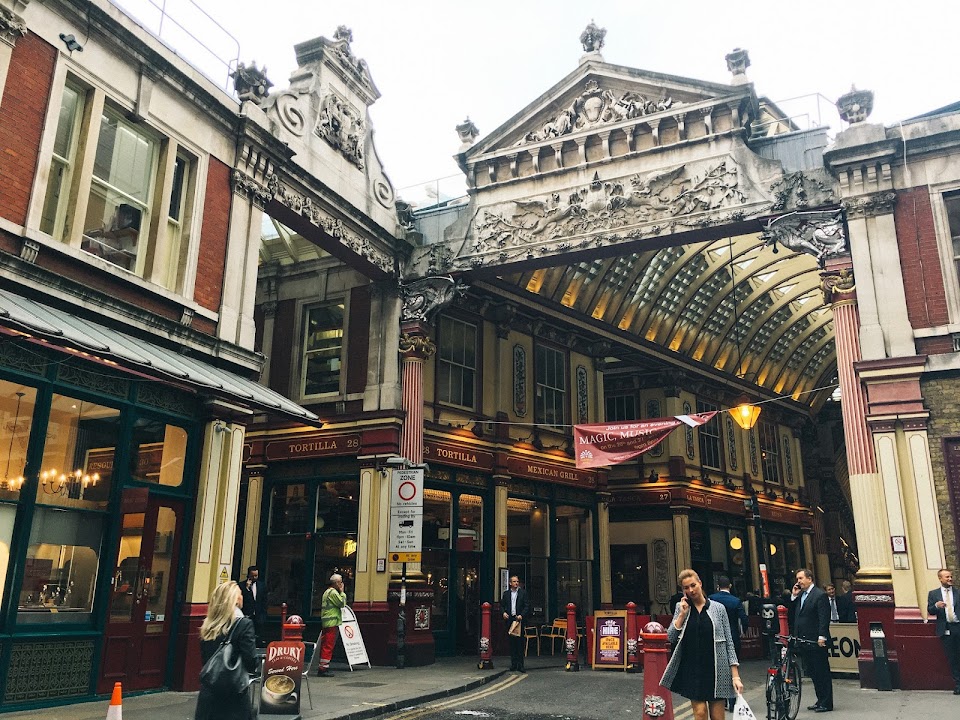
765, 634, 819, 720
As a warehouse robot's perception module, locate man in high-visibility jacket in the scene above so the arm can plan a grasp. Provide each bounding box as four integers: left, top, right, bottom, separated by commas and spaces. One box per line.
318, 573, 346, 676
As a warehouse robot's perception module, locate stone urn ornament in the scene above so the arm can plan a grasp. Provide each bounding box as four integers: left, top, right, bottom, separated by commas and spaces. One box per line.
837, 85, 874, 124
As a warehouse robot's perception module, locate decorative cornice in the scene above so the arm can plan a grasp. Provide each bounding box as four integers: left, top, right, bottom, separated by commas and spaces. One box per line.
842, 191, 896, 219
231, 170, 272, 209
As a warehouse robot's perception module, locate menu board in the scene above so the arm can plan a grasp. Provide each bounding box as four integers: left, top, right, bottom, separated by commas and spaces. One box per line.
259, 640, 304, 715
592, 610, 628, 670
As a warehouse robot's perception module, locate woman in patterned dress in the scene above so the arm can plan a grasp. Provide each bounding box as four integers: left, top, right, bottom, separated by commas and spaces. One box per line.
661, 569, 744, 720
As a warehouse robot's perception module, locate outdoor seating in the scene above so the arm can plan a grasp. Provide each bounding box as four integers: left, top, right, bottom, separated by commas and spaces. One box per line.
523, 625, 540, 656
539, 619, 567, 655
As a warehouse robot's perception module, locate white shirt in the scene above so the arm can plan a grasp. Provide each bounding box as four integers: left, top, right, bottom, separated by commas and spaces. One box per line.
943, 587, 958, 623
510, 589, 518, 616
829, 597, 839, 622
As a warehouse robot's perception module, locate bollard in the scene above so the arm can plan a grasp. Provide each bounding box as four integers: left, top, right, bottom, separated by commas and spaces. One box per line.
626, 602, 640, 673
282, 614, 305, 641
640, 622, 673, 720
869, 623, 893, 691
777, 604, 789, 645
478, 602, 493, 669
565, 603, 579, 672
761, 603, 778, 662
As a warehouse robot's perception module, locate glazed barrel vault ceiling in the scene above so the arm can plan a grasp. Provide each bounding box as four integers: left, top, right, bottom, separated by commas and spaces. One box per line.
487, 230, 835, 415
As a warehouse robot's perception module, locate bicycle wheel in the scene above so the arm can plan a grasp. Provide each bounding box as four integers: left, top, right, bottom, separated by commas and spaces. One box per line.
783, 660, 802, 720
765, 672, 786, 720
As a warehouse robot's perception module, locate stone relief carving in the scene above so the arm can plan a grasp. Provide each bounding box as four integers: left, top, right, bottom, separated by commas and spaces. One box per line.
579, 20, 606, 53
0, 6, 27, 45
260, 172, 393, 274
726, 414, 738, 470
761, 211, 846, 265
456, 117, 479, 151
768, 171, 835, 212
836, 85, 874, 125
513, 344, 527, 417
230, 61, 273, 104
330, 25, 374, 93
315, 91, 366, 169
516, 79, 674, 146
683, 400, 695, 459
576, 365, 588, 424
398, 276, 468, 324
476, 161, 744, 251
842, 191, 896, 218
725, 48, 750, 77
231, 170, 272, 209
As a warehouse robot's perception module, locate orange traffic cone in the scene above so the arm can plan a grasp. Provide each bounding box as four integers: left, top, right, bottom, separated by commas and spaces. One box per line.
106, 682, 122, 720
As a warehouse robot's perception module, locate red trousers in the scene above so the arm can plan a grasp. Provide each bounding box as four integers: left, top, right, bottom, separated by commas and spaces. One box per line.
318, 625, 338, 670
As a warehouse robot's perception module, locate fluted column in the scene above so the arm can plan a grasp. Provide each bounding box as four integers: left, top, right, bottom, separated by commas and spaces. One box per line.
398, 322, 435, 465
822, 260, 891, 582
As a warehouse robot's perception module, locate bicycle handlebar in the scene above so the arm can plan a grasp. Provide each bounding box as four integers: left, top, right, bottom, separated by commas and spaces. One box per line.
775, 634, 822, 646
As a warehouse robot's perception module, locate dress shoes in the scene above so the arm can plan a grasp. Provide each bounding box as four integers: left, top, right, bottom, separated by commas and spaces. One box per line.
807, 705, 822, 711
813, 707, 832, 713
954, 685, 960, 695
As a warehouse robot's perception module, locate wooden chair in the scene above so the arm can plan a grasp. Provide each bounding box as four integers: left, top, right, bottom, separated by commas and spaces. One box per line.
540, 619, 567, 655
523, 625, 540, 656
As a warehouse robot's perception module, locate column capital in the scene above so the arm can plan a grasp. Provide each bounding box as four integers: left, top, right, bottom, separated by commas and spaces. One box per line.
398, 320, 436, 359
820, 266, 856, 305
842, 190, 897, 219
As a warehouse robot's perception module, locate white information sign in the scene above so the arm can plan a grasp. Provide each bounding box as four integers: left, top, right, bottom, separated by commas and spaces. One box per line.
389, 468, 424, 561
337, 606, 371, 670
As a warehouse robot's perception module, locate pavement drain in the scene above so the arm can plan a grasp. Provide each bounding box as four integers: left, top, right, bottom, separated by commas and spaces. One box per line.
340, 681, 388, 687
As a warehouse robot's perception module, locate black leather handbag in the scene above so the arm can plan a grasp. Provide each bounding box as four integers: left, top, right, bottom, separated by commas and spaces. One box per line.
199, 618, 249, 695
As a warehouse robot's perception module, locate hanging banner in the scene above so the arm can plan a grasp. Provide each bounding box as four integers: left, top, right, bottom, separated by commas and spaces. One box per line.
574, 412, 717, 469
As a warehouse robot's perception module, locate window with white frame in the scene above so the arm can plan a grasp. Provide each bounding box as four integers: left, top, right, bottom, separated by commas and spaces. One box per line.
301, 303, 344, 397
39, 77, 197, 290
759, 420, 782, 484
535, 344, 567, 427
945, 192, 960, 285
437, 315, 477, 408
696, 399, 722, 470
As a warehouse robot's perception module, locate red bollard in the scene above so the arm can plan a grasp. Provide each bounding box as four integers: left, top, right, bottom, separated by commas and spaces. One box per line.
478, 601, 493, 669
565, 602, 580, 672
777, 604, 790, 645
626, 602, 640, 673
641, 621, 674, 720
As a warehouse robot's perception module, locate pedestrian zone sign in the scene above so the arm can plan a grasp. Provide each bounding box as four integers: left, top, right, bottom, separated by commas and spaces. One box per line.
389, 468, 423, 561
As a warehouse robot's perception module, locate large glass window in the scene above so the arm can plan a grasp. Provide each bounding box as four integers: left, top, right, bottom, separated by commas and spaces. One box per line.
759, 421, 782, 484
302, 303, 344, 397
535, 345, 567, 427
37, 395, 119, 511
162, 153, 194, 290
81, 107, 158, 273
18, 508, 102, 623
268, 483, 311, 535
421, 489, 452, 632
129, 418, 187, 487
40, 83, 84, 239
697, 399, 722, 470
264, 536, 307, 616
310, 480, 359, 615
437, 316, 477, 408
0, 382, 37, 501
554, 505, 592, 615
507, 497, 548, 624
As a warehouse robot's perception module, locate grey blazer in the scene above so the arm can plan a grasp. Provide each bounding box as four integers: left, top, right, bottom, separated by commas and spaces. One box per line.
661, 598, 740, 699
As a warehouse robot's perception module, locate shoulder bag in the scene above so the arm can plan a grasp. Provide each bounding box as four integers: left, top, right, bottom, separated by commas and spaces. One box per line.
199, 618, 250, 695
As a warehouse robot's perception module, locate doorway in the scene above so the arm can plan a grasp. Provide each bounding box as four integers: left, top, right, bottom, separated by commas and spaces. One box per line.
99, 490, 183, 692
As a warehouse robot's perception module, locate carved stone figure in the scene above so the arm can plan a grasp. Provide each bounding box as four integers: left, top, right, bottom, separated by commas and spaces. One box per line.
762, 211, 847, 265
456, 117, 480, 151
315, 91, 366, 168
399, 276, 468, 323
579, 20, 606, 53
725, 48, 750, 77
230, 61, 273, 104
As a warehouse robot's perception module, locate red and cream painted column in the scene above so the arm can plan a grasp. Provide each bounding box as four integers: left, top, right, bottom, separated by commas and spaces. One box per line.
398, 321, 435, 465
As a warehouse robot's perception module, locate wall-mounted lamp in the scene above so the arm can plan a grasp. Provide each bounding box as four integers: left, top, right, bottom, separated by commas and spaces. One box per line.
729, 536, 743, 550
59, 33, 83, 53
213, 421, 235, 434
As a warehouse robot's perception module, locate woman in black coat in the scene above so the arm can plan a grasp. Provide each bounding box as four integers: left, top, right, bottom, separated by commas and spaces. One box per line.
195, 580, 258, 720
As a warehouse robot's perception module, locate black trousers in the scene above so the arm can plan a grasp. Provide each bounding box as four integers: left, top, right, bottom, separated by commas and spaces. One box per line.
940, 627, 960, 685
801, 645, 833, 710
507, 630, 525, 669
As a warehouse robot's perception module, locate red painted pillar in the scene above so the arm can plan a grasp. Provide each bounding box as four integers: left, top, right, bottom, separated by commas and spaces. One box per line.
641, 621, 674, 720
399, 321, 435, 465
565, 603, 579, 671
478, 602, 493, 669
626, 602, 640, 673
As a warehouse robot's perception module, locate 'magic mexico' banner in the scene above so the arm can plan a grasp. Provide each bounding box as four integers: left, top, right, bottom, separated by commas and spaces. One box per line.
574, 412, 717, 469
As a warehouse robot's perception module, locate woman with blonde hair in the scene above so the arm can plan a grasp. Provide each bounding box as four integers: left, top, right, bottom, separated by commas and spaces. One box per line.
661, 569, 744, 720
195, 581, 257, 720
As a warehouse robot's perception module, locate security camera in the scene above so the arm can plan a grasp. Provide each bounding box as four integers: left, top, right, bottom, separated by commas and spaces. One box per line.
385, 457, 407, 467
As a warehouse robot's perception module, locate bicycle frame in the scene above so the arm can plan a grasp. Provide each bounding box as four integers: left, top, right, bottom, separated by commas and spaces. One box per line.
765, 636, 807, 720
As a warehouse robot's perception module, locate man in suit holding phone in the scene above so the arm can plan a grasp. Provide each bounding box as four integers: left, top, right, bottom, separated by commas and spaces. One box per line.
500, 574, 530, 672
240, 565, 266, 643
928, 568, 960, 694
790, 568, 833, 712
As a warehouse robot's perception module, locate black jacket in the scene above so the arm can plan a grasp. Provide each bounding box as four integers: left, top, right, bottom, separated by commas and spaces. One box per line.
790, 586, 830, 641
835, 592, 856, 623
240, 579, 266, 622
927, 585, 960, 637
195, 616, 258, 720
500, 588, 530, 627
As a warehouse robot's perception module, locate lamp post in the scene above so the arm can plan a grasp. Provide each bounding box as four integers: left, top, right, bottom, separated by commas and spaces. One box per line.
744, 491, 770, 599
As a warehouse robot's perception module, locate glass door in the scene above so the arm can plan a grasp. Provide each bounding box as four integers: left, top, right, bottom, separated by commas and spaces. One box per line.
99, 490, 183, 692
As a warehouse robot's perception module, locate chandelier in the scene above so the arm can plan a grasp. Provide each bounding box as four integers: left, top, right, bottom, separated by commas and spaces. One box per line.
1, 392, 25, 492
39, 400, 100, 496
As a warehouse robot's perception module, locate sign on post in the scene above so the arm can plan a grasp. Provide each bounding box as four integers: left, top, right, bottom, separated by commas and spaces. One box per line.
389, 468, 424, 563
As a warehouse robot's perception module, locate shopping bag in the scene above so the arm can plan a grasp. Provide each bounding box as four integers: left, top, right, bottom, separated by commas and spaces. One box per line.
508, 621, 521, 637
733, 693, 756, 720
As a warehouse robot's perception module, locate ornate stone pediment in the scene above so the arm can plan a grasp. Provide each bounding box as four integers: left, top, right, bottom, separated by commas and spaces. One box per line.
315, 90, 365, 169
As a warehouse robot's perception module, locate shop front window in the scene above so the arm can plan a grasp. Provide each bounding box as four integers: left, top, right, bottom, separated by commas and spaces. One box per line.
0, 382, 37, 500
507, 497, 548, 624
129, 418, 187, 486
421, 489, 452, 632
555, 505, 592, 614
36, 395, 119, 511
18, 507, 102, 623
310, 480, 359, 615
265, 535, 307, 616
269, 483, 311, 535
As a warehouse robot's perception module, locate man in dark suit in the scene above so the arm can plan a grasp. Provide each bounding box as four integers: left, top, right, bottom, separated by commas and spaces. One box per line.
240, 565, 266, 642
709, 576, 749, 711
927, 568, 960, 694
790, 568, 833, 712
830, 583, 856, 623
500, 574, 530, 672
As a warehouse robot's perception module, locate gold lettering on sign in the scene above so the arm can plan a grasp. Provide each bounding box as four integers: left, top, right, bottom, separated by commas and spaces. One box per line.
436, 447, 478, 463
289, 440, 338, 453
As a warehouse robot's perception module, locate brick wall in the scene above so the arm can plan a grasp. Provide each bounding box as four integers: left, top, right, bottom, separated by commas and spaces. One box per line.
193, 157, 230, 311
895, 187, 950, 329
921, 376, 960, 569
0, 34, 57, 225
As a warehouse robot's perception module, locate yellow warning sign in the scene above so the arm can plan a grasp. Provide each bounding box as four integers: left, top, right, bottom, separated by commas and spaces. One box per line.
390, 552, 421, 563
498, 535, 507, 552
218, 566, 229, 584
